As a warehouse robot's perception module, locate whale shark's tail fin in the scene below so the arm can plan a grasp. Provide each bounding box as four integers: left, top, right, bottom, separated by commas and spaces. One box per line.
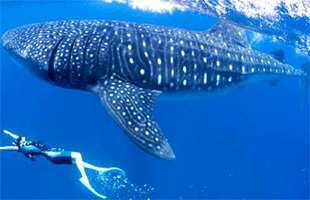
299, 61, 310, 111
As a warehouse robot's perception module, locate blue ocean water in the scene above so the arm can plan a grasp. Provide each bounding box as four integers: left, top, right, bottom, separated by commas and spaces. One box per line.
0, 1, 309, 199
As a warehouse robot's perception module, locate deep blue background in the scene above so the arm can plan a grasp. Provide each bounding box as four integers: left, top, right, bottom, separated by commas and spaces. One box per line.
0, 1, 309, 199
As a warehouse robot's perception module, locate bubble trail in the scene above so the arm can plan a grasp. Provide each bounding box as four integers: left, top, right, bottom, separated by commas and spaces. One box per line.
85, 168, 154, 199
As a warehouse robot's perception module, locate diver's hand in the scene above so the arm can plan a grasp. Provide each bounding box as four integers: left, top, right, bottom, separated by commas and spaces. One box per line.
23, 153, 37, 162
0, 130, 22, 151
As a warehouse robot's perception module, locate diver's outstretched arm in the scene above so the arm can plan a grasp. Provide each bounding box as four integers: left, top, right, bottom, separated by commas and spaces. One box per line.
0, 146, 19, 151
3, 130, 20, 140
71, 152, 107, 199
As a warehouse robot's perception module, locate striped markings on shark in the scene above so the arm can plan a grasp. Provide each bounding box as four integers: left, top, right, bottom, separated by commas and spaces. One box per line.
2, 20, 309, 160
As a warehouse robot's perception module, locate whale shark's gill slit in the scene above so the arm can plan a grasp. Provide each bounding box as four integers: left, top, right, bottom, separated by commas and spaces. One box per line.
48, 36, 65, 81
95, 30, 108, 78
96, 32, 105, 67
66, 35, 79, 82
82, 33, 93, 83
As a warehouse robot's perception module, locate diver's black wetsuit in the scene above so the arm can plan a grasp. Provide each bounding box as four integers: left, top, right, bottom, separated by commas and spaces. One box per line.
18, 140, 73, 164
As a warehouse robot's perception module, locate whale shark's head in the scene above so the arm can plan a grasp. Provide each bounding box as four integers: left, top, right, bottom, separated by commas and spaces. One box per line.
2, 24, 56, 82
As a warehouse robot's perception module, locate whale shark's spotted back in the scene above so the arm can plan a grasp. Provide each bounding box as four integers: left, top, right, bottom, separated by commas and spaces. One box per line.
2, 20, 308, 160
4, 20, 305, 89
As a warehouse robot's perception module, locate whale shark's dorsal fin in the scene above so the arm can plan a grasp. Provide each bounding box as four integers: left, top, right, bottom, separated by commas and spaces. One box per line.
206, 22, 250, 48
271, 49, 285, 63
90, 76, 175, 160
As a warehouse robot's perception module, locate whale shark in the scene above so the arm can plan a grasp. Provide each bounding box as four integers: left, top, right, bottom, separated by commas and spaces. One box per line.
2, 20, 309, 160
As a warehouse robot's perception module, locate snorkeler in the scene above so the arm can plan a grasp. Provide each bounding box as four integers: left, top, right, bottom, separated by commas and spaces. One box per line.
0, 130, 126, 199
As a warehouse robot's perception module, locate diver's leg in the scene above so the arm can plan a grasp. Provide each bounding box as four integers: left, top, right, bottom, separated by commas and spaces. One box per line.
71, 152, 88, 180
83, 162, 126, 177
43, 151, 73, 164
0, 146, 19, 151
71, 152, 107, 199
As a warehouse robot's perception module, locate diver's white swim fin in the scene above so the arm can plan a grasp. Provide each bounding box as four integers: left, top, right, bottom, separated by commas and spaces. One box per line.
100, 167, 126, 177
83, 162, 126, 177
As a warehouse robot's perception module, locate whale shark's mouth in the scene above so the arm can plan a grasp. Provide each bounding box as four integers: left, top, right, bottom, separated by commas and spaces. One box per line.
1, 27, 25, 56
2, 30, 12, 50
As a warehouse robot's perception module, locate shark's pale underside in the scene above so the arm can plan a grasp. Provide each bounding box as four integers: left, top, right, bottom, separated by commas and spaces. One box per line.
2, 20, 309, 160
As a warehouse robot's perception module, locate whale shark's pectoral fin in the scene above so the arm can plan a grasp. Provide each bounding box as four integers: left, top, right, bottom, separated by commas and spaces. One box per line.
90, 76, 175, 160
